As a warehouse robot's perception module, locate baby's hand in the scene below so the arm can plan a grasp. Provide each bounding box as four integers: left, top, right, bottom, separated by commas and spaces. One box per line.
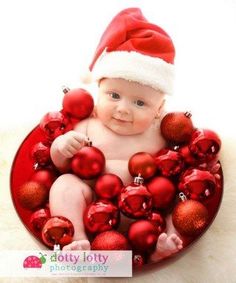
56, 130, 89, 159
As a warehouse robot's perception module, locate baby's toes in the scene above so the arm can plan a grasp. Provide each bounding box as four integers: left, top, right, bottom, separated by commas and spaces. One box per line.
79, 240, 91, 250
169, 234, 183, 250
157, 233, 168, 247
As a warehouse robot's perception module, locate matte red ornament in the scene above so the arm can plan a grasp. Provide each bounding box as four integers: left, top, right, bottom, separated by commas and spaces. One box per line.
118, 175, 152, 218
154, 148, 184, 176
31, 142, 51, 168
147, 211, 166, 234
62, 87, 94, 120
146, 176, 176, 210
41, 216, 74, 248
189, 129, 221, 162
128, 220, 160, 253
30, 208, 51, 232
128, 152, 156, 179
91, 230, 129, 250
30, 169, 57, 190
84, 200, 120, 234
71, 142, 105, 180
40, 111, 68, 141
172, 194, 209, 237
17, 181, 48, 211
178, 168, 216, 201
160, 111, 195, 144
94, 173, 123, 199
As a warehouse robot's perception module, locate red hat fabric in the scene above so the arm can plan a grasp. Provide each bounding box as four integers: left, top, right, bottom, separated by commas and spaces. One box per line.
89, 8, 175, 95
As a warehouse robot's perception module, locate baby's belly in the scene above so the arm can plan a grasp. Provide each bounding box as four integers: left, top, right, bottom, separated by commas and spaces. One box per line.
105, 159, 133, 186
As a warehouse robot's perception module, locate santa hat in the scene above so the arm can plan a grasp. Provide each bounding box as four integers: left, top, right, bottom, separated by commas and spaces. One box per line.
85, 8, 175, 95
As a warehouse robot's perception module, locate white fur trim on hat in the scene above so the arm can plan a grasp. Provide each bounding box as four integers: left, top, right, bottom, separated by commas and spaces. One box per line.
92, 50, 174, 95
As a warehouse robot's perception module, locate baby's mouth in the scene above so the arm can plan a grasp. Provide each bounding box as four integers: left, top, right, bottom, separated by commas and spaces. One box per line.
112, 117, 132, 123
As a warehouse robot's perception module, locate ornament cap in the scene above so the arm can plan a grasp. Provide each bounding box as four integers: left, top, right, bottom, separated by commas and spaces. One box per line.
53, 244, 61, 251
62, 86, 70, 94
184, 111, 192, 118
179, 192, 187, 202
134, 174, 144, 185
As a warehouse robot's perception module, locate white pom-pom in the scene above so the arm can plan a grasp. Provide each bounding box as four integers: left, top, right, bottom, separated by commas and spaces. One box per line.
80, 69, 93, 84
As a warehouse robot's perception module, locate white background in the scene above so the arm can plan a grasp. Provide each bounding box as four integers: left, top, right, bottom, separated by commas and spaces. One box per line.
0, 0, 236, 136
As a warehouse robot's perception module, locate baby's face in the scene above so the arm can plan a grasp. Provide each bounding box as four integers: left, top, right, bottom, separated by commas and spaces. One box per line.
96, 78, 165, 135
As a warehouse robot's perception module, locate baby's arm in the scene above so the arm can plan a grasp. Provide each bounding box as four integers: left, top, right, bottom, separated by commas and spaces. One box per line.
50, 119, 89, 172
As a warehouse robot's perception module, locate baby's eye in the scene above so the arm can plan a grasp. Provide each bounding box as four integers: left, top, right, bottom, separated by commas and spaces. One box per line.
134, 100, 145, 107
109, 92, 120, 100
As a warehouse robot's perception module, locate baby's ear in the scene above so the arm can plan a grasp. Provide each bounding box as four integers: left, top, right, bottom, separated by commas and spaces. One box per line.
156, 99, 165, 118
91, 105, 97, 117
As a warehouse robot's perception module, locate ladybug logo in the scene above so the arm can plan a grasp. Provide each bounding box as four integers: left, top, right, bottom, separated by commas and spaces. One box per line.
23, 253, 47, 268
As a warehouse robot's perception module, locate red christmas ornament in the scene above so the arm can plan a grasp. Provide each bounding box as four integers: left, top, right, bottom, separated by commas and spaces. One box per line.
154, 148, 184, 177
62, 87, 94, 120
31, 142, 51, 168
128, 152, 156, 179
146, 176, 176, 210
118, 175, 152, 219
172, 193, 209, 237
178, 168, 216, 201
17, 181, 48, 210
91, 230, 129, 250
40, 111, 68, 141
189, 129, 221, 162
147, 211, 166, 234
133, 254, 145, 269
160, 111, 195, 144
30, 208, 51, 232
30, 169, 57, 190
177, 145, 198, 166
71, 141, 105, 180
128, 220, 160, 253
94, 174, 123, 199
41, 216, 74, 248
84, 200, 120, 234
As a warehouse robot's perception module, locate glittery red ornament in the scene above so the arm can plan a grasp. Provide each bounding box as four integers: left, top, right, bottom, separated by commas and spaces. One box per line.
154, 148, 184, 177
94, 174, 123, 199
62, 87, 94, 120
91, 230, 129, 250
189, 129, 221, 162
178, 168, 216, 201
31, 142, 51, 168
172, 194, 209, 237
40, 111, 68, 141
30, 208, 51, 232
128, 220, 160, 253
41, 216, 74, 248
71, 141, 105, 179
17, 181, 48, 210
30, 169, 57, 190
128, 152, 156, 179
147, 211, 166, 234
160, 111, 195, 144
146, 176, 176, 210
84, 200, 120, 234
118, 175, 152, 218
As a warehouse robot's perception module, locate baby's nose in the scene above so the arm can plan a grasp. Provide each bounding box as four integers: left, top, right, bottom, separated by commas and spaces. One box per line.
116, 100, 130, 114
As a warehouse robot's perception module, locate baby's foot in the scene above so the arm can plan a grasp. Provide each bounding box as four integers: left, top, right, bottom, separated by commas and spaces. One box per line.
150, 233, 183, 262
62, 240, 91, 251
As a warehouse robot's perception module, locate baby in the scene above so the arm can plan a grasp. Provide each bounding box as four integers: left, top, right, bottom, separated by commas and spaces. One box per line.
49, 8, 183, 261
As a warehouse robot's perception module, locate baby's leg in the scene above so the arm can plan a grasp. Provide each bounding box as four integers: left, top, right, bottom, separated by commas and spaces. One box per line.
49, 173, 93, 250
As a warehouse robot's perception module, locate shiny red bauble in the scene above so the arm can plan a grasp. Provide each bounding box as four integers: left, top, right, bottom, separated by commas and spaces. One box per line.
94, 173, 123, 199
41, 216, 74, 248
83, 200, 120, 234
91, 230, 129, 250
177, 145, 198, 166
128, 152, 156, 179
172, 198, 209, 237
155, 148, 184, 176
30, 208, 51, 232
147, 211, 166, 234
178, 168, 216, 201
31, 142, 51, 167
62, 87, 94, 120
71, 143, 105, 179
40, 111, 68, 141
17, 181, 48, 210
160, 112, 195, 144
146, 176, 176, 210
133, 254, 145, 269
128, 220, 160, 252
118, 176, 152, 218
30, 169, 57, 190
189, 129, 221, 162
